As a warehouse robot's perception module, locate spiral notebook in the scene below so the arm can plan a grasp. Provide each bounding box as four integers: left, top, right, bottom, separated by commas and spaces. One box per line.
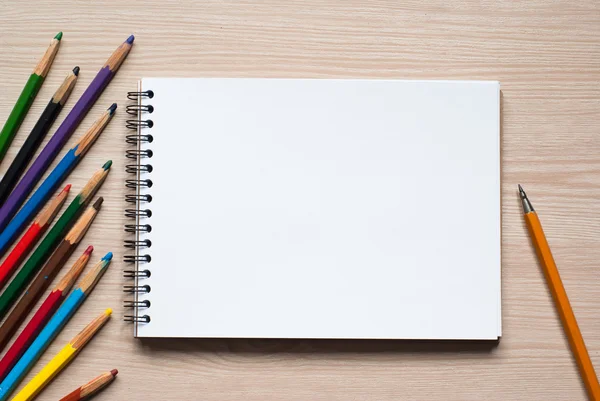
124, 78, 501, 340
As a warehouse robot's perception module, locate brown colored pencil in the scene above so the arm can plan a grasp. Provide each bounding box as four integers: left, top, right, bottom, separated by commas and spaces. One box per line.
0, 197, 103, 351
59, 369, 118, 401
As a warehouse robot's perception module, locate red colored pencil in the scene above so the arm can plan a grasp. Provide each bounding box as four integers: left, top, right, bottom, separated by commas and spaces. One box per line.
0, 246, 92, 380
0, 184, 70, 291
59, 369, 118, 401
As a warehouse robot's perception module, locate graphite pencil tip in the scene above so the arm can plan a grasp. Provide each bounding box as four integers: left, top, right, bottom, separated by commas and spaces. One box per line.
111, 369, 119, 377
72, 66, 80, 76
102, 160, 113, 170
54, 31, 63, 40
126, 34, 135, 45
518, 184, 534, 213
93, 197, 104, 209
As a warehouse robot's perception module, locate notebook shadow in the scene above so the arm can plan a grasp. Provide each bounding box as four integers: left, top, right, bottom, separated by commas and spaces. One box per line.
137, 337, 499, 355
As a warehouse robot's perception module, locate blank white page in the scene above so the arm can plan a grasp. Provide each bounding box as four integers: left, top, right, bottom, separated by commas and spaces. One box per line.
133, 78, 501, 339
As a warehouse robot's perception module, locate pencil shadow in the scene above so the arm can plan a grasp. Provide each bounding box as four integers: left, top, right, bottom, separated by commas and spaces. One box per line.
137, 337, 499, 355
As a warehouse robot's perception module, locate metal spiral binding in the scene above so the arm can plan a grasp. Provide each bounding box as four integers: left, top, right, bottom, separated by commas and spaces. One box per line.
124, 90, 154, 325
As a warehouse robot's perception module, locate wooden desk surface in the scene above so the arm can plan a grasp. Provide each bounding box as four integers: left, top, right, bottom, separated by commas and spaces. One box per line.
0, 1, 598, 399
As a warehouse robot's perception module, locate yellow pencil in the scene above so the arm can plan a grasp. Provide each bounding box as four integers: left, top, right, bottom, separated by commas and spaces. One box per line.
11, 309, 111, 401
519, 185, 600, 400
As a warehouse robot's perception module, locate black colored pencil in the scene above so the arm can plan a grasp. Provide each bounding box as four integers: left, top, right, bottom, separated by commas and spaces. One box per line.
0, 67, 79, 207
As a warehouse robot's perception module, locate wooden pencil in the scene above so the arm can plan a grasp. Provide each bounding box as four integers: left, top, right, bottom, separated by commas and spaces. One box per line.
1, 309, 112, 401
519, 185, 600, 400
0, 247, 92, 378
0, 197, 102, 336
0, 35, 133, 233
0, 67, 79, 206
0, 163, 110, 319
0, 184, 70, 292
59, 369, 118, 401
0, 32, 61, 163
0, 104, 116, 258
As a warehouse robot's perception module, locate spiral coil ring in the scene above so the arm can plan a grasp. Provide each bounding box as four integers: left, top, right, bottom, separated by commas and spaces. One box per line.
126, 149, 153, 159
124, 89, 154, 324
124, 239, 152, 249
126, 104, 154, 115
124, 300, 151, 308
126, 134, 153, 145
126, 164, 153, 174
125, 194, 153, 203
126, 119, 154, 129
126, 179, 153, 189
124, 315, 151, 323
124, 269, 152, 278
124, 254, 151, 263
124, 285, 151, 294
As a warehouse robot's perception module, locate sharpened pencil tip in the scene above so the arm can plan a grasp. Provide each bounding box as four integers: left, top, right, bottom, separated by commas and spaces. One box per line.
102, 160, 113, 170
111, 369, 118, 377
72, 66, 80, 76
54, 32, 63, 40
518, 184, 534, 213
108, 103, 117, 115
126, 34, 135, 44
93, 197, 104, 209
103, 252, 113, 261
85, 245, 94, 255
105, 308, 113, 316
63, 184, 72, 192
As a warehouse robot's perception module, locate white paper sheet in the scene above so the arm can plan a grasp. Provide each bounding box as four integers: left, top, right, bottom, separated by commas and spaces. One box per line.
133, 78, 501, 339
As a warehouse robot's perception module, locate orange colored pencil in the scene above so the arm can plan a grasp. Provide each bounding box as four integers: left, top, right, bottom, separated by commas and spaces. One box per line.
59, 369, 117, 401
519, 185, 600, 400
0, 184, 70, 291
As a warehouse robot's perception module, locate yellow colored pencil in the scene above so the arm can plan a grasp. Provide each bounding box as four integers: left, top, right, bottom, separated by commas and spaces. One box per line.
10, 309, 111, 401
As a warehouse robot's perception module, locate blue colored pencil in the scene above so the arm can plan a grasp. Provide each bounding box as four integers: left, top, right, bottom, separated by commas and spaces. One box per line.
0, 104, 116, 258
0, 252, 111, 401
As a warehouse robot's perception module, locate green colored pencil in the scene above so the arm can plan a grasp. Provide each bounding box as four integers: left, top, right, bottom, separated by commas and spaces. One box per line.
0, 160, 111, 319
0, 32, 62, 163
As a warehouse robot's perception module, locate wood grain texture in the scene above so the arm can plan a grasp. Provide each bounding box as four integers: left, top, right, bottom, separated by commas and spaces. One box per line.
0, 0, 599, 399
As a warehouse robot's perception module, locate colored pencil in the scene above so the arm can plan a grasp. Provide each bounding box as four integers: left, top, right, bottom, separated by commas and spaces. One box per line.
0, 67, 79, 206
0, 163, 110, 319
59, 369, 118, 401
0, 247, 92, 375
0, 197, 102, 331
0, 35, 133, 233
0, 32, 62, 164
0, 185, 70, 291
519, 185, 600, 400
0, 104, 115, 257
1, 309, 112, 401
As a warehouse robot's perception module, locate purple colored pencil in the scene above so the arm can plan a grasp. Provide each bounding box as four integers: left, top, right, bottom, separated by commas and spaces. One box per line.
0, 35, 134, 236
